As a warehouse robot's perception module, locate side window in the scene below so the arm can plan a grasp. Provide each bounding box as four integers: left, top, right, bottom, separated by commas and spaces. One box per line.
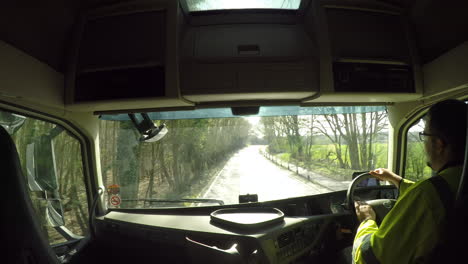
0, 110, 89, 245
404, 118, 432, 181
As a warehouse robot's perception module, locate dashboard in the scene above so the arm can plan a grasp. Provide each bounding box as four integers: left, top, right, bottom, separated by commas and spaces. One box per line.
98, 211, 348, 263
94, 186, 397, 263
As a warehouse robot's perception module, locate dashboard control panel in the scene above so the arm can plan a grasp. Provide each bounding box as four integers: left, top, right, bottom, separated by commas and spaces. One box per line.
273, 219, 324, 262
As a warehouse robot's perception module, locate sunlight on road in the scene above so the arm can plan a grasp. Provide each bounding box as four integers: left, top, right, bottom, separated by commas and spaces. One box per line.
203, 145, 331, 205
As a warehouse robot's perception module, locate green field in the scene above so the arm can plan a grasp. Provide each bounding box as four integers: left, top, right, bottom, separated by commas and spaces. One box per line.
271, 142, 431, 182
271, 143, 386, 181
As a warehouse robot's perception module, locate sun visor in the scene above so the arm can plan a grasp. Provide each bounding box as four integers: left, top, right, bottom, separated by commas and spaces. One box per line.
100, 106, 386, 121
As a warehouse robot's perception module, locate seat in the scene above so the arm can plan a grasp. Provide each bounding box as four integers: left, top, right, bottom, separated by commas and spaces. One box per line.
1, 125, 59, 264
428, 106, 468, 263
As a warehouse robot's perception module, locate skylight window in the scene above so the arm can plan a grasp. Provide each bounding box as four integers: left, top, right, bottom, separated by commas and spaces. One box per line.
186, 0, 302, 12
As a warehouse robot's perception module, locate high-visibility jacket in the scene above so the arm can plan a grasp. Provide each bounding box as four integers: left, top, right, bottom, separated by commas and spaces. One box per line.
353, 166, 463, 264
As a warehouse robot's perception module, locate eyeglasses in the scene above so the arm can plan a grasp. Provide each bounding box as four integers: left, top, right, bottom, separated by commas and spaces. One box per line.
418, 131, 438, 141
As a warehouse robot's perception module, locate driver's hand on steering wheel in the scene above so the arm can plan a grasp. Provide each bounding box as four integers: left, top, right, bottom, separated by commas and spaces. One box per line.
369, 168, 403, 188
355, 201, 376, 222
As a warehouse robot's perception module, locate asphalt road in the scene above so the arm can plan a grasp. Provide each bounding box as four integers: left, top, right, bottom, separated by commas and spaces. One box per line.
202, 145, 344, 205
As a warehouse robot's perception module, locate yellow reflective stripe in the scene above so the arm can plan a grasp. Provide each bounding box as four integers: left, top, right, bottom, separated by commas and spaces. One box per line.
353, 220, 378, 264
352, 233, 368, 263
361, 234, 380, 264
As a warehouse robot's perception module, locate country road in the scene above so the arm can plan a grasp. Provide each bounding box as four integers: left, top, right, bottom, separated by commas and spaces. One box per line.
202, 145, 349, 205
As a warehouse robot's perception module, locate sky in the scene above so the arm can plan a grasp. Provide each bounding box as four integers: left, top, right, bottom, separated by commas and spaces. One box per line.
245, 116, 263, 138
246, 116, 261, 126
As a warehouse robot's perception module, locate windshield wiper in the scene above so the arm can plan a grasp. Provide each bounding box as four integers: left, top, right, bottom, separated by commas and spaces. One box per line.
122, 198, 224, 206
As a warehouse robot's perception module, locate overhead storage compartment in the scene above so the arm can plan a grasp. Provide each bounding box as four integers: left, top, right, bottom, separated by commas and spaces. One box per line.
66, 0, 192, 112
180, 24, 319, 103
181, 61, 318, 101
303, 1, 423, 103
326, 8, 410, 63
193, 25, 313, 59
65, 0, 425, 110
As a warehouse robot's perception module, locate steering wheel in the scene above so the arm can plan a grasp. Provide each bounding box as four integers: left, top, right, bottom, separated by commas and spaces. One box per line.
346, 172, 397, 224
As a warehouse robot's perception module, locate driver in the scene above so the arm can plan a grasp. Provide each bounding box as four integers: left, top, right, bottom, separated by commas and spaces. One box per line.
352, 99, 467, 264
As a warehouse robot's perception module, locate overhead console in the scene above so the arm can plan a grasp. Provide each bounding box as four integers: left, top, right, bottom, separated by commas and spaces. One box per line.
66, 0, 193, 112
178, 0, 422, 106
305, 0, 423, 103
180, 23, 319, 103
65, 0, 424, 112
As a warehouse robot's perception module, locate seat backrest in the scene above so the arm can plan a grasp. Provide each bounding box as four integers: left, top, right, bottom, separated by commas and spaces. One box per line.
1, 125, 59, 264
428, 103, 468, 263
447, 106, 468, 260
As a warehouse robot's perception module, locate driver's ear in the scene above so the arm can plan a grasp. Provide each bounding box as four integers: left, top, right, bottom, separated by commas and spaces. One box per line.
434, 137, 446, 154
354, 201, 361, 210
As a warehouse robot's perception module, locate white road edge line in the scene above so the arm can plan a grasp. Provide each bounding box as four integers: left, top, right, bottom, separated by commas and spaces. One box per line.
202, 166, 226, 199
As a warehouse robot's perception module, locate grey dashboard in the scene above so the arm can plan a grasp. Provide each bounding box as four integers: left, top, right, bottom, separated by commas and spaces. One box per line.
98, 211, 344, 263
95, 186, 397, 263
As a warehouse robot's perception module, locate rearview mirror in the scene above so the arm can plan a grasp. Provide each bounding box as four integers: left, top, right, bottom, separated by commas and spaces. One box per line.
128, 113, 168, 142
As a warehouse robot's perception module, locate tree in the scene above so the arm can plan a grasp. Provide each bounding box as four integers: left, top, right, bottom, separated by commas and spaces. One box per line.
115, 121, 141, 207
315, 111, 387, 170
279, 116, 303, 159
303, 115, 316, 161
99, 116, 252, 205
315, 114, 347, 168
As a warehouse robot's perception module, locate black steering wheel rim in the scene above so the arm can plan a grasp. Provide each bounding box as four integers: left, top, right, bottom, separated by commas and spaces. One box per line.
346, 172, 373, 220
346, 172, 397, 224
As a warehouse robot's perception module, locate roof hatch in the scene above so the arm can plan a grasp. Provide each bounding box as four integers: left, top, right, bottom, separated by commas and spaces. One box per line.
185, 0, 302, 12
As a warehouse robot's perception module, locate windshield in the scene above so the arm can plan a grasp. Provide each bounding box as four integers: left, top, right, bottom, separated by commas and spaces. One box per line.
99, 106, 388, 209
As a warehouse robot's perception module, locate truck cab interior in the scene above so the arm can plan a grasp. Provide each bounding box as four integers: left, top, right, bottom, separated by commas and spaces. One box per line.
2, 0, 468, 263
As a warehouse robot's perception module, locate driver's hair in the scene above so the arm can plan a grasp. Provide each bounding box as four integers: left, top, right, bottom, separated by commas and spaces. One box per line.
426, 99, 467, 163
